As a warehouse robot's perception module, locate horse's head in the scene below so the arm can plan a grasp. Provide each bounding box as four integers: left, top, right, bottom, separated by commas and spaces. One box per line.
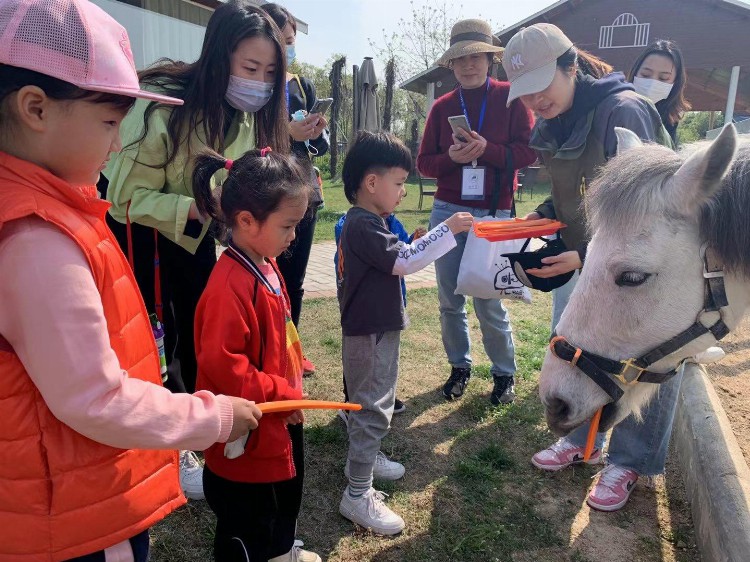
540, 125, 750, 435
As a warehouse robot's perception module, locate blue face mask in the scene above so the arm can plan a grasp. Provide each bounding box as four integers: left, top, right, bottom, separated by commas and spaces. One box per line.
286, 44, 297, 65
225, 75, 273, 113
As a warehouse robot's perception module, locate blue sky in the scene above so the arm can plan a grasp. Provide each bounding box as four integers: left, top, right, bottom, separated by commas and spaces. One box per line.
283, 0, 556, 69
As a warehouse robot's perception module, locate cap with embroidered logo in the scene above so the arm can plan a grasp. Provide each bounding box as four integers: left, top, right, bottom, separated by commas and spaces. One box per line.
0, 0, 183, 105
502, 23, 573, 107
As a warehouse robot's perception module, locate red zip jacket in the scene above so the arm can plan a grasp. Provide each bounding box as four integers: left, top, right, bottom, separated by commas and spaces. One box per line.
195, 250, 303, 483
417, 78, 536, 210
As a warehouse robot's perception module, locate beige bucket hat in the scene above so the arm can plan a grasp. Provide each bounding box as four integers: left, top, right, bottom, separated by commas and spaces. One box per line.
437, 19, 503, 67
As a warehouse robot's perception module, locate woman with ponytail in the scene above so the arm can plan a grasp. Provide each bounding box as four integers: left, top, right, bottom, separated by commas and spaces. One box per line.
102, 0, 290, 499
192, 148, 320, 562
503, 24, 675, 513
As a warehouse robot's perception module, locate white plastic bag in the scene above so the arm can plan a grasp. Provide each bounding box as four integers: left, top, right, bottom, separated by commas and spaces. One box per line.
455, 217, 532, 303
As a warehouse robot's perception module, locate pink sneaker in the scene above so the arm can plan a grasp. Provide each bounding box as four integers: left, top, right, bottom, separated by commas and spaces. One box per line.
531, 438, 602, 471
587, 464, 639, 512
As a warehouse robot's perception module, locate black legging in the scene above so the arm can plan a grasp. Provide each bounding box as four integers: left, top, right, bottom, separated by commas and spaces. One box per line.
276, 209, 318, 327
203, 424, 305, 561
106, 213, 215, 394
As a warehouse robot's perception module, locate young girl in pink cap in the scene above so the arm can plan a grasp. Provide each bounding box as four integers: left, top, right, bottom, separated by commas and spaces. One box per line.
0, 1, 261, 560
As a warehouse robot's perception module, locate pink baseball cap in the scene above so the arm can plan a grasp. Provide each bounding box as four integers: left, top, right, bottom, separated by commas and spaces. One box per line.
0, 0, 183, 105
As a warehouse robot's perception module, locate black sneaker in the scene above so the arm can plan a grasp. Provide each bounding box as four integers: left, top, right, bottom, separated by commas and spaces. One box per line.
443, 367, 471, 400
393, 398, 406, 414
490, 375, 516, 406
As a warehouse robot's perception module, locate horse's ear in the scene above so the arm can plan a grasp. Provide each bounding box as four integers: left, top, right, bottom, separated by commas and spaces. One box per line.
667, 124, 738, 215
615, 127, 643, 155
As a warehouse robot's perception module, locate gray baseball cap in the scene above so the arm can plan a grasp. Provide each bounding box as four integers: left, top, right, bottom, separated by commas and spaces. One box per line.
502, 24, 573, 107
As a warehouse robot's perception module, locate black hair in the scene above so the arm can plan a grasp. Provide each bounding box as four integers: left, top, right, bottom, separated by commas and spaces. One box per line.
0, 64, 135, 129
136, 1, 289, 168
342, 130, 413, 204
192, 148, 310, 231
260, 3, 297, 35
556, 46, 613, 79
628, 39, 691, 126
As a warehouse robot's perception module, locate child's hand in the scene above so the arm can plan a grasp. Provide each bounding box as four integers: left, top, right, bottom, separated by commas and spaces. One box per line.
228, 397, 263, 442
285, 410, 305, 425
445, 212, 474, 234
412, 227, 427, 240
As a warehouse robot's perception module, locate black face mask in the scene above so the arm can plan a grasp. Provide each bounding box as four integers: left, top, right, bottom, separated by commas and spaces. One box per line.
502, 238, 575, 292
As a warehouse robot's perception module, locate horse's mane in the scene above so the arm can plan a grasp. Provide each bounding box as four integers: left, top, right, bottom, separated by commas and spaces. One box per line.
587, 139, 750, 279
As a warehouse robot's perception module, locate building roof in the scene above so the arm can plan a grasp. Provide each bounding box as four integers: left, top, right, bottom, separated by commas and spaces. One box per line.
401, 0, 750, 112
191, 0, 309, 33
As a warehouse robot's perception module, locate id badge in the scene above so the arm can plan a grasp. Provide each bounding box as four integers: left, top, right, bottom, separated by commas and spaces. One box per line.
461, 166, 486, 200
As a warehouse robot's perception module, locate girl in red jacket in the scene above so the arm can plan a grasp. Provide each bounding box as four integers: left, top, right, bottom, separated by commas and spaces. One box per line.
192, 148, 318, 562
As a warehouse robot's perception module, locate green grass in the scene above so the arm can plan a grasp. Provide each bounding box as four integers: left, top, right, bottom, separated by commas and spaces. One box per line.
148, 288, 699, 562
315, 178, 552, 242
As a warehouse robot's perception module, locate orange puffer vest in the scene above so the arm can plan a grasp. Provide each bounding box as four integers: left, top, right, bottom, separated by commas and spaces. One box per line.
0, 153, 184, 562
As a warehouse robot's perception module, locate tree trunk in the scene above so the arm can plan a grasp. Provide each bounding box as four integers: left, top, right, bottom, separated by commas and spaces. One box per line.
328, 57, 346, 179
382, 58, 395, 131
409, 118, 419, 173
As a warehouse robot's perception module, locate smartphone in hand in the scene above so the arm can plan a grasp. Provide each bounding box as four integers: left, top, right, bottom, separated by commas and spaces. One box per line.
448, 115, 471, 142
310, 98, 333, 116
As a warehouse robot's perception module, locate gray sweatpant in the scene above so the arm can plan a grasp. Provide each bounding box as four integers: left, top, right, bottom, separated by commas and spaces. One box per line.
342, 331, 401, 482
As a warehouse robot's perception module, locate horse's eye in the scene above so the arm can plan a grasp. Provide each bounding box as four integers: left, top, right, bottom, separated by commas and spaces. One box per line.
616, 271, 652, 287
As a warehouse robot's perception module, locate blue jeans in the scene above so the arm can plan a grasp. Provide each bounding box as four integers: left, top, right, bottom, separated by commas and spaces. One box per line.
551, 270, 579, 333
555, 265, 682, 476
429, 200, 516, 378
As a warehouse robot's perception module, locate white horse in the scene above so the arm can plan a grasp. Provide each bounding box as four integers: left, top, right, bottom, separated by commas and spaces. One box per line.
539, 124, 750, 436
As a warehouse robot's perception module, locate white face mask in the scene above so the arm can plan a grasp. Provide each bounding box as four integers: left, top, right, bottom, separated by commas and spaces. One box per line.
225, 75, 274, 113
633, 76, 673, 104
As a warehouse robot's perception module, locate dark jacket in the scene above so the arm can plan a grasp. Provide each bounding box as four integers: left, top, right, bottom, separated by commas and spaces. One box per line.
531, 73, 672, 255
288, 75, 329, 204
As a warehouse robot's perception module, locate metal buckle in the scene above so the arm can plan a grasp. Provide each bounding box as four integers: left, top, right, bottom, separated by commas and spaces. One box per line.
614, 359, 645, 385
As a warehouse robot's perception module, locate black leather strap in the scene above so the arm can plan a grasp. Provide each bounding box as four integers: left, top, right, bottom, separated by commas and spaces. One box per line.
551, 339, 624, 402
704, 246, 729, 311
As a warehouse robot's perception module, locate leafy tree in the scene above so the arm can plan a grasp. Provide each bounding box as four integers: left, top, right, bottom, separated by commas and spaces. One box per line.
677, 111, 724, 144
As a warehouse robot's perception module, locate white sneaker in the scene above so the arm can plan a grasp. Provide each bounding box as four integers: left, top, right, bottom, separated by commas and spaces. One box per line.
344, 451, 405, 481
694, 346, 726, 364
268, 541, 321, 562
339, 487, 405, 535
179, 450, 205, 500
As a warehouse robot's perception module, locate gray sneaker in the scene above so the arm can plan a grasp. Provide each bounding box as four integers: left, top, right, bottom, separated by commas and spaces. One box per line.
344, 451, 405, 481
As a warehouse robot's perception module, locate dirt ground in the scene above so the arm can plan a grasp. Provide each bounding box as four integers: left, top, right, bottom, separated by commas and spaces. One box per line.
706, 318, 750, 461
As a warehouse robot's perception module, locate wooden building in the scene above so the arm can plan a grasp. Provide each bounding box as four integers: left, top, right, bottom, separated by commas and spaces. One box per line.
401, 0, 750, 122
93, 0, 308, 69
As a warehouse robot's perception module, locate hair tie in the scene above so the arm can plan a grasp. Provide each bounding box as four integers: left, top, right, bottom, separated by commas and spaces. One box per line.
260, 147, 273, 157
224, 159, 234, 171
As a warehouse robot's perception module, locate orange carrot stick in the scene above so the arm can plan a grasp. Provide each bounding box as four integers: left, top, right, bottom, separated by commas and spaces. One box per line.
584, 408, 602, 462
257, 400, 362, 414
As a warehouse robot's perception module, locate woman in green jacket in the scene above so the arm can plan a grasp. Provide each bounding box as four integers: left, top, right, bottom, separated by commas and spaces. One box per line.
102, 0, 289, 500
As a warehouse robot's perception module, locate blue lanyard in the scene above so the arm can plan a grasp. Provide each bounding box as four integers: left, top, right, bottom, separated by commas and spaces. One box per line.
458, 77, 490, 134
285, 81, 290, 115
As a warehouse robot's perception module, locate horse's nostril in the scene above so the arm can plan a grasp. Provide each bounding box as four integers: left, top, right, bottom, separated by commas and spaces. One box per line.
547, 397, 570, 420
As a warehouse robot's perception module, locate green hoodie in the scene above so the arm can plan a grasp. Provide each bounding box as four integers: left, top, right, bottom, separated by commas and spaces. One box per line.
105, 98, 255, 254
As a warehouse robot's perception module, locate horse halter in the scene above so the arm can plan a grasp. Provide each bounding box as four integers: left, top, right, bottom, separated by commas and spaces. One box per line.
549, 245, 731, 403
